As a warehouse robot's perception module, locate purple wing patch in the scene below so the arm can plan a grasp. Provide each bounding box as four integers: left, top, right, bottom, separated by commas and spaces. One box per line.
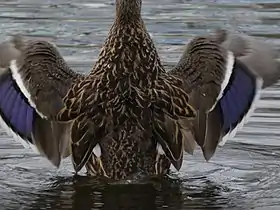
218, 60, 257, 134
0, 73, 35, 142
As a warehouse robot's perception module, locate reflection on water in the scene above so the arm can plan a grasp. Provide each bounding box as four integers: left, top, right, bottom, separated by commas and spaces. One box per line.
7, 174, 238, 210
1, 0, 280, 209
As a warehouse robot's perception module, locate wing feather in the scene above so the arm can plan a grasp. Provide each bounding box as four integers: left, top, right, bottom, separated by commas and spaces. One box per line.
0, 35, 83, 166
169, 31, 265, 161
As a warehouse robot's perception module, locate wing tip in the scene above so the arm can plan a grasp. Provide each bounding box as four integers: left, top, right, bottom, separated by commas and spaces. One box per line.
203, 149, 214, 161
71, 151, 89, 173
156, 141, 184, 171
172, 157, 183, 171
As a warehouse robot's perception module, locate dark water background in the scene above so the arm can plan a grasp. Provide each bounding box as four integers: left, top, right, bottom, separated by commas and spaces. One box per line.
1, 0, 280, 209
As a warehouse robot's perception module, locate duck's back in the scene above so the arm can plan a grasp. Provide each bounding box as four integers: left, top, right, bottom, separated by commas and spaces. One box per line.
56, 0, 195, 180
69, 23, 166, 179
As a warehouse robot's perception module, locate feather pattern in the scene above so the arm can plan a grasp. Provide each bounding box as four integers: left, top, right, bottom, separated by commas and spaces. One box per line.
218, 60, 262, 146
0, 35, 82, 167
0, 4, 278, 180
0, 73, 34, 142
169, 30, 270, 161
56, 0, 196, 180
220, 60, 257, 133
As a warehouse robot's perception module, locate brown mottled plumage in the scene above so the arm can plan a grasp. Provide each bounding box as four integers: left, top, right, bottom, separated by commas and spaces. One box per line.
56, 0, 196, 179
0, 0, 196, 180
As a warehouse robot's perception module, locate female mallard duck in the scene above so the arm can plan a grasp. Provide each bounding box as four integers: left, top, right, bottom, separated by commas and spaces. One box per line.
0, 0, 279, 180
170, 29, 280, 161
0, 0, 196, 180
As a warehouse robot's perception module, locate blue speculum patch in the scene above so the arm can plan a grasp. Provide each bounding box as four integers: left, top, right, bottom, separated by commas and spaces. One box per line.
219, 60, 257, 134
0, 73, 35, 140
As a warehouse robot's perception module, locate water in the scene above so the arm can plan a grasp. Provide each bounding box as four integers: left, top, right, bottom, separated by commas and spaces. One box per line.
0, 0, 280, 209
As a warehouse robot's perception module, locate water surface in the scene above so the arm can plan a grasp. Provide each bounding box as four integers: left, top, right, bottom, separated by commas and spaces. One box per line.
1, 0, 280, 209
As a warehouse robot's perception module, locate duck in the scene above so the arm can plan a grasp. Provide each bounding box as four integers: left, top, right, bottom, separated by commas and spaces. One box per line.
1, 1, 279, 180
0, 0, 196, 180
169, 29, 280, 161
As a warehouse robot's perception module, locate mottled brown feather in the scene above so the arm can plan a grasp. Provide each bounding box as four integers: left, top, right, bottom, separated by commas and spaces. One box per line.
56, 0, 196, 179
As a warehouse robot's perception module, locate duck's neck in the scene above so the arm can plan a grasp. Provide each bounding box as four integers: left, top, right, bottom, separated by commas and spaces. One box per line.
91, 0, 163, 79
115, 0, 142, 23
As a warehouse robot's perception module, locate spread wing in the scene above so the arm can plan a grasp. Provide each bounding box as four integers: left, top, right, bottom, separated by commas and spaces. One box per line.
0, 35, 83, 167
169, 30, 268, 161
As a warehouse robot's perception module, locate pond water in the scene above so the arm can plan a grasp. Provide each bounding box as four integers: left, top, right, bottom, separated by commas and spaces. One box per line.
0, 0, 280, 209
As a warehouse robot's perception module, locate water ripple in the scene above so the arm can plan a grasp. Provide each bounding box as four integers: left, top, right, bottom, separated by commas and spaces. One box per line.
0, 0, 280, 209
